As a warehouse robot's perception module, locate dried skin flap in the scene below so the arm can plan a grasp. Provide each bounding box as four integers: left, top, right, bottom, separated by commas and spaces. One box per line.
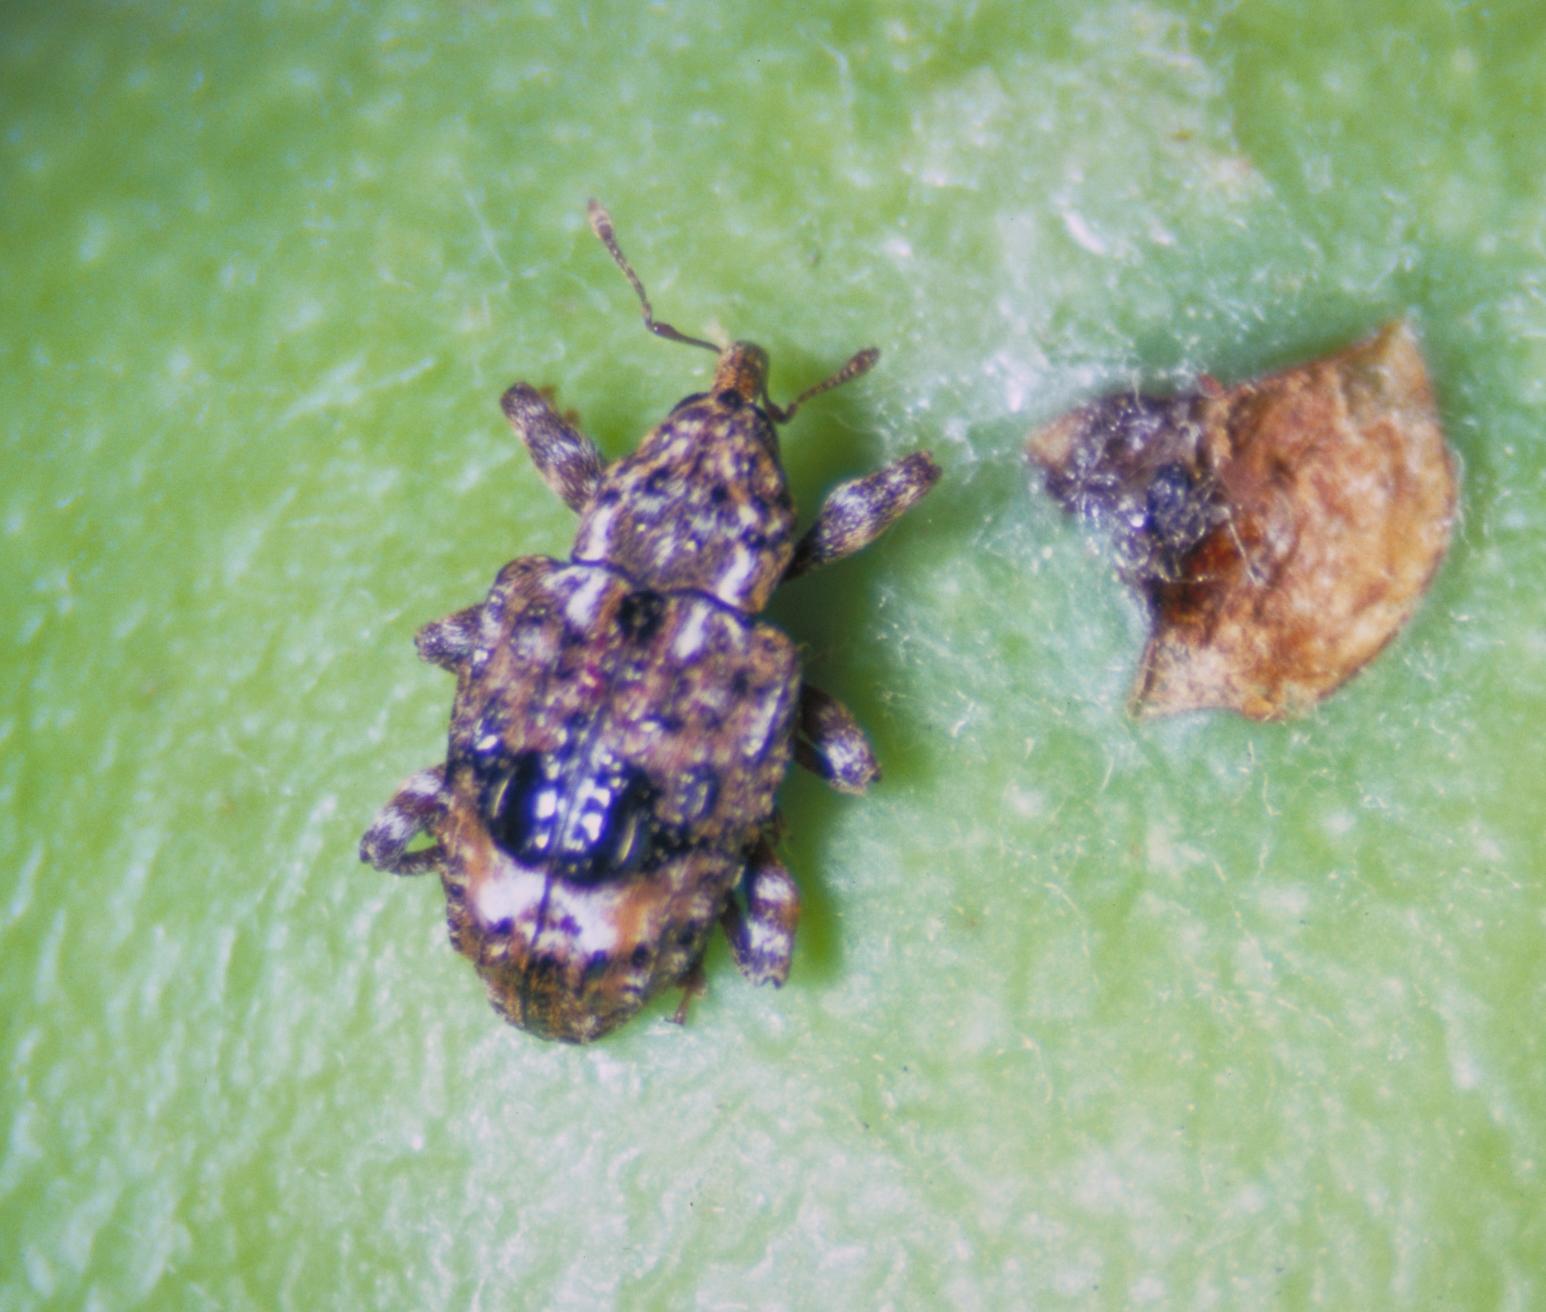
1028, 322, 1457, 720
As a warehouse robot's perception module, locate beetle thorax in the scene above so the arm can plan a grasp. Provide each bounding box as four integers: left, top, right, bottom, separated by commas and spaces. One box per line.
571, 345, 797, 612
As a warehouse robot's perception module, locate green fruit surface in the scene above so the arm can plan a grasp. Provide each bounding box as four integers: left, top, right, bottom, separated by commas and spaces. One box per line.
5, 2, 1544, 1306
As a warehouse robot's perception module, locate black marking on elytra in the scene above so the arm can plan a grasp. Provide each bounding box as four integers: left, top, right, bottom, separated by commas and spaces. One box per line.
478, 748, 660, 884
617, 589, 666, 643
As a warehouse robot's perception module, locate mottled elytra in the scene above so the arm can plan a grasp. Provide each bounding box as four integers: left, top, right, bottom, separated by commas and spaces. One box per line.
361, 202, 941, 1042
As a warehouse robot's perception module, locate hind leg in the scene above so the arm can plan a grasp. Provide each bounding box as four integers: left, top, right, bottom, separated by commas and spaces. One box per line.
721, 838, 800, 987
359, 765, 447, 875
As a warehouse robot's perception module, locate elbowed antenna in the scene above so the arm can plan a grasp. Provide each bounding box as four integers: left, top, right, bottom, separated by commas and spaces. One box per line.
587, 200, 720, 355
765, 346, 879, 426
588, 200, 878, 426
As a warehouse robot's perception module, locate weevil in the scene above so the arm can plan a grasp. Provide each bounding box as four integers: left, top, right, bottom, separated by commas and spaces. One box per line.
360, 203, 940, 1041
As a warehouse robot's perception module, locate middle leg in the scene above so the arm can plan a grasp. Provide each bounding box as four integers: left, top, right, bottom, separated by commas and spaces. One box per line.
794, 684, 880, 794
721, 837, 800, 987
415, 605, 481, 671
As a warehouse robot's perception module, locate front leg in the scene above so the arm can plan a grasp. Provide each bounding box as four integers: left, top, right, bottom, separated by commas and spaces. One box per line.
721, 839, 800, 987
360, 765, 448, 875
500, 382, 607, 512
794, 685, 880, 794
784, 451, 940, 580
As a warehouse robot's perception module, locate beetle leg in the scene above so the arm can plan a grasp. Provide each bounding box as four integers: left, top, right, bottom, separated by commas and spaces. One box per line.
670, 959, 707, 1026
784, 450, 941, 580
500, 382, 607, 512
721, 840, 799, 987
794, 684, 879, 794
359, 765, 448, 875
414, 605, 481, 671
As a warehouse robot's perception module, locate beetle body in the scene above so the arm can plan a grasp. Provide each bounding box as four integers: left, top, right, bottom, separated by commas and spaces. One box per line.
361, 208, 938, 1042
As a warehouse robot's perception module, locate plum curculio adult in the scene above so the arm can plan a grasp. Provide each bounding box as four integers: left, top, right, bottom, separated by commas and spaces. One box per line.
361, 203, 939, 1042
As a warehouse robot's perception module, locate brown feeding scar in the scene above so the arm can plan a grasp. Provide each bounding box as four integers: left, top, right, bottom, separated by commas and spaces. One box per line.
1027, 321, 1457, 720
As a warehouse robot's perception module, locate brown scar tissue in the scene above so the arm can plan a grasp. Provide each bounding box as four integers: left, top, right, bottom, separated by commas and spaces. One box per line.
1027, 321, 1457, 720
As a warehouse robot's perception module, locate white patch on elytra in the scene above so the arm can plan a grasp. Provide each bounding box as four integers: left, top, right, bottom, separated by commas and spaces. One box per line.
546, 881, 623, 955
673, 603, 711, 660
740, 687, 783, 758
475, 865, 622, 959
716, 544, 758, 605
474, 865, 546, 929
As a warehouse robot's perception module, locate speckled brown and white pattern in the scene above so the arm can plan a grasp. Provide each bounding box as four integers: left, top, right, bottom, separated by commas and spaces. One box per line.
450, 559, 800, 851
785, 451, 943, 583
572, 387, 797, 612
360, 203, 940, 1042
719, 839, 800, 987
438, 778, 743, 1042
